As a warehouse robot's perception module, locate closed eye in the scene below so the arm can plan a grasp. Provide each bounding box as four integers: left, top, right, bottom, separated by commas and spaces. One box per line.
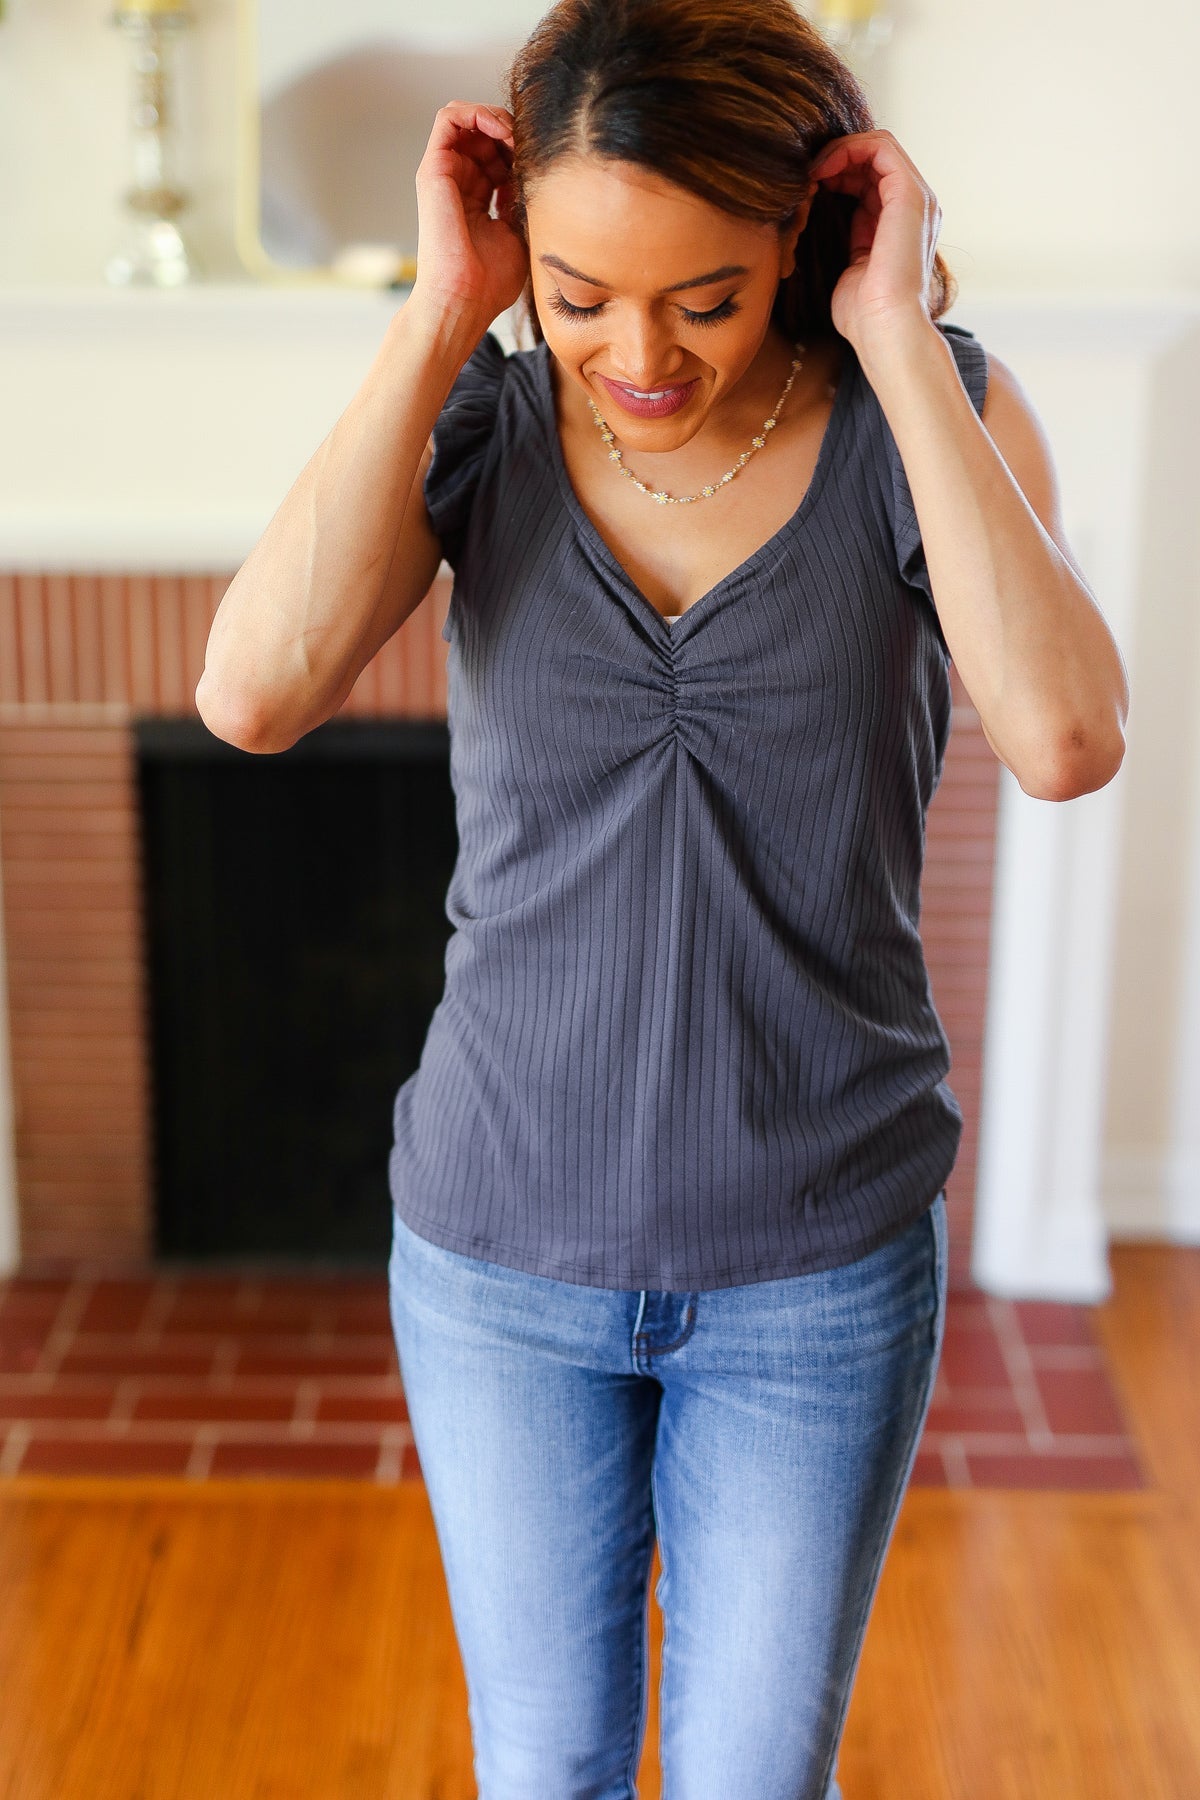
546, 290, 741, 328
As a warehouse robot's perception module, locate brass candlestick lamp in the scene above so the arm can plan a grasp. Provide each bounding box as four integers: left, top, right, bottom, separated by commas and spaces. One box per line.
811, 0, 894, 70
106, 0, 201, 286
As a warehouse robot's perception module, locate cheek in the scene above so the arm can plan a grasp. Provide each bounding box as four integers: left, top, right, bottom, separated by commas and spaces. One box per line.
538, 317, 606, 378
532, 296, 584, 358
707, 319, 769, 384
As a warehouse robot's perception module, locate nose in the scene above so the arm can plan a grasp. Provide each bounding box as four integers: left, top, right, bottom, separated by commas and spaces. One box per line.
608, 310, 684, 387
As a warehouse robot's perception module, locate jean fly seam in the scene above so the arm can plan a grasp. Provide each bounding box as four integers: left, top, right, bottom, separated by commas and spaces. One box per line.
633, 1298, 697, 1365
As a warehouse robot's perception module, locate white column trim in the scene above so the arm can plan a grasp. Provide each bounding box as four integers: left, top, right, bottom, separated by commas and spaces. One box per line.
971, 773, 1122, 1300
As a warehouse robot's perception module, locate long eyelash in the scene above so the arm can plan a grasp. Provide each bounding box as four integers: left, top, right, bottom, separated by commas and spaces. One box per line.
547, 289, 741, 327
548, 291, 604, 321
681, 296, 739, 328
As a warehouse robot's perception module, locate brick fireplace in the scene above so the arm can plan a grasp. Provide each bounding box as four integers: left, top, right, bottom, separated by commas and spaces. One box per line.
0, 569, 998, 1284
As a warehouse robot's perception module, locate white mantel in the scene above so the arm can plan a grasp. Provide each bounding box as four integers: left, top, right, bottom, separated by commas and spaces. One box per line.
1, 285, 407, 574
2, 284, 1198, 1294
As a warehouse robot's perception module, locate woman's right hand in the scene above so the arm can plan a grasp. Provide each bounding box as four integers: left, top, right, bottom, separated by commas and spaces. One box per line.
408, 102, 529, 334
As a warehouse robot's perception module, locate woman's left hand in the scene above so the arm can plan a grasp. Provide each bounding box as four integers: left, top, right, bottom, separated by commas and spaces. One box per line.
807, 129, 943, 355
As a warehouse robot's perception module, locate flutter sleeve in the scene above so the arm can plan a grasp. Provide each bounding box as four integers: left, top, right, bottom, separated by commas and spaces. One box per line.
888, 322, 990, 656
423, 329, 509, 573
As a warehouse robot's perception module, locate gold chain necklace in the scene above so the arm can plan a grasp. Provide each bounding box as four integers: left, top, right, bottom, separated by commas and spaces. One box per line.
586, 342, 806, 506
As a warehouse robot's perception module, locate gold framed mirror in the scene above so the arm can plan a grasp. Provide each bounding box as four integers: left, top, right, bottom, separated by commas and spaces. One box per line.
234, 0, 546, 287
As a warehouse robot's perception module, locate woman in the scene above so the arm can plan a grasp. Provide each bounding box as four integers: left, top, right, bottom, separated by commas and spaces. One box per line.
198, 1, 1129, 1793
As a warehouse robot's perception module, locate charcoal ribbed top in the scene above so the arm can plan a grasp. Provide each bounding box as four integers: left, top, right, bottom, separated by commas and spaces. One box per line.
388, 322, 989, 1290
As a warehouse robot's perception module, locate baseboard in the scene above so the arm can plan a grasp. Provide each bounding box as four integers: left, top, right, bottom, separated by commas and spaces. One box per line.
1102, 1149, 1200, 1243
970, 1212, 1113, 1302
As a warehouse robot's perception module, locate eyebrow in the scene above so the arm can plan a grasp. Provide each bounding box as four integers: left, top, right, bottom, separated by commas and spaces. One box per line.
538, 254, 750, 294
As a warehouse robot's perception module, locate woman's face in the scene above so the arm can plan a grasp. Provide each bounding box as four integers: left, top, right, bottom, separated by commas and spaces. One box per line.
522, 154, 810, 449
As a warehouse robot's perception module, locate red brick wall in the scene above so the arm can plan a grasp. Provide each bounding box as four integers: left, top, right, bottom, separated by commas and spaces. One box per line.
0, 572, 995, 1276
0, 722, 149, 1262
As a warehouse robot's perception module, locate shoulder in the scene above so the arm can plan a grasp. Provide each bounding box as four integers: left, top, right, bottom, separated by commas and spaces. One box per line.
930, 321, 989, 416
430, 330, 543, 465
884, 320, 1090, 587
493, 336, 545, 408
971, 340, 1092, 588
976, 342, 1052, 464
458, 328, 542, 388
444, 328, 510, 406
849, 320, 989, 435
436, 330, 546, 445
936, 322, 1050, 470
423, 330, 545, 570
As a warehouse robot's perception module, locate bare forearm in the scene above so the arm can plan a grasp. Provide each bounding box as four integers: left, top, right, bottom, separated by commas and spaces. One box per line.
196, 300, 481, 748
859, 323, 1129, 799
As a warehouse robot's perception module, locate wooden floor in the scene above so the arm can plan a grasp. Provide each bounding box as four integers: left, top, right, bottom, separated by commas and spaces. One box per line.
0, 1243, 1197, 1800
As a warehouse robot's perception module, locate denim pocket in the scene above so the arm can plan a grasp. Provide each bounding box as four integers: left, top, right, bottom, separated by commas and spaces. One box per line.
801, 1194, 946, 1367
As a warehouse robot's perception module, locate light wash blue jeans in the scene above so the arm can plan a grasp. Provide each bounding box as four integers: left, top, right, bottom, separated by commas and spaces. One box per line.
388, 1190, 948, 1800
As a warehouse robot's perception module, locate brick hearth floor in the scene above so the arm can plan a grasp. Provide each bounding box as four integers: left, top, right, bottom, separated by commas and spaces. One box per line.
0, 1269, 1146, 1488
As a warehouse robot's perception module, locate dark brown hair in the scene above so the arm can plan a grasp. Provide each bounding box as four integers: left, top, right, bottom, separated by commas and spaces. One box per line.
506, 0, 957, 343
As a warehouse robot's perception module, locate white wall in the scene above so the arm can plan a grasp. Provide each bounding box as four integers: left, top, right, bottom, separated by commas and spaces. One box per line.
879, 0, 1200, 297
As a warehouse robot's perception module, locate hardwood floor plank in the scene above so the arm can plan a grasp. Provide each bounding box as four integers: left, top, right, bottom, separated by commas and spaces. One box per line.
841, 1491, 1200, 1800
0, 1483, 475, 1800
1090, 1244, 1200, 1500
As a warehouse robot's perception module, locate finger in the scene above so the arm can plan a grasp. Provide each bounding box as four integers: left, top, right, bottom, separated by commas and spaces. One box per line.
815, 159, 924, 222
474, 105, 515, 144
812, 162, 881, 200
812, 168, 886, 223
428, 130, 512, 197
431, 101, 515, 149
812, 152, 893, 190
460, 129, 514, 184
808, 132, 875, 178
449, 152, 505, 206
847, 206, 877, 263
810, 129, 916, 182
474, 142, 514, 188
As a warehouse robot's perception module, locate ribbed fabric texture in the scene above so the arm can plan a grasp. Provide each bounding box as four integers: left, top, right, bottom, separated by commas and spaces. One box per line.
388, 322, 989, 1291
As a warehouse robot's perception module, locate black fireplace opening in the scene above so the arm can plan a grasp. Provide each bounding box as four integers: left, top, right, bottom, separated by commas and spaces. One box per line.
136, 718, 459, 1266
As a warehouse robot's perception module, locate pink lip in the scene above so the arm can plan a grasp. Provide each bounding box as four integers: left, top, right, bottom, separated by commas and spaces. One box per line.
595, 374, 698, 420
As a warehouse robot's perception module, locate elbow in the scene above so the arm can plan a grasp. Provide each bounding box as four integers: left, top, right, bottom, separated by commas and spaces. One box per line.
1017, 721, 1127, 802
194, 669, 298, 756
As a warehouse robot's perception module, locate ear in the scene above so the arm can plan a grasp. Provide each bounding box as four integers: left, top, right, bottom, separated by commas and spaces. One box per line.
778, 182, 818, 280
